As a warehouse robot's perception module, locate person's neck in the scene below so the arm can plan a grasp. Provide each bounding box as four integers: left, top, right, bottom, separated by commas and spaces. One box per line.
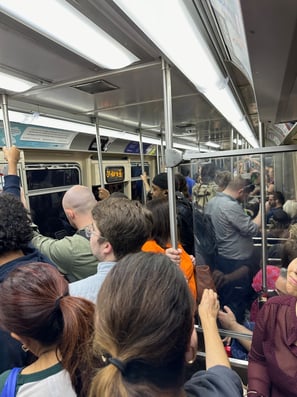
0, 250, 24, 266
222, 188, 237, 200
21, 348, 60, 374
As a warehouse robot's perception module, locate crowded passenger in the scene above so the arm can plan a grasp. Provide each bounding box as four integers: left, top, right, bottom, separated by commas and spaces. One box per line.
218, 267, 288, 360
0, 262, 95, 397
266, 191, 288, 225
2, 145, 21, 197
89, 251, 243, 397
192, 162, 218, 208
214, 170, 231, 192
0, 191, 58, 373
31, 185, 98, 282
248, 257, 297, 396
180, 167, 196, 199
283, 199, 297, 224
142, 198, 197, 300
150, 172, 194, 255
69, 197, 152, 302
205, 175, 261, 322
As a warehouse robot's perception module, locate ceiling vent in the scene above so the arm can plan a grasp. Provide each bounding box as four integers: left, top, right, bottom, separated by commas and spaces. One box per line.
72, 79, 119, 94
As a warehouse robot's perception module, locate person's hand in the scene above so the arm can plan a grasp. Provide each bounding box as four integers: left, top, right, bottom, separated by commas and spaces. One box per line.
165, 247, 181, 265
98, 187, 110, 200
212, 270, 227, 289
218, 305, 237, 330
198, 289, 220, 321
3, 145, 20, 163
189, 255, 196, 266
140, 172, 148, 183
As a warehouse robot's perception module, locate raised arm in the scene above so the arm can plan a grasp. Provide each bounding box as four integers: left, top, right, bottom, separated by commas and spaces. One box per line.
198, 289, 230, 369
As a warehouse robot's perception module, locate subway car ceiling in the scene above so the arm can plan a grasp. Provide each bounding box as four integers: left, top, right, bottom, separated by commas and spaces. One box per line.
0, 0, 297, 151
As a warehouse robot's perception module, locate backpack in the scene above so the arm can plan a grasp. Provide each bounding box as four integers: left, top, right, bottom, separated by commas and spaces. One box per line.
175, 192, 194, 256
193, 204, 217, 266
192, 182, 218, 208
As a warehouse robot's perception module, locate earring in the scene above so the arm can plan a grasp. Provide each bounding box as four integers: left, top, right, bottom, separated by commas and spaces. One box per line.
187, 347, 196, 365
21, 345, 29, 352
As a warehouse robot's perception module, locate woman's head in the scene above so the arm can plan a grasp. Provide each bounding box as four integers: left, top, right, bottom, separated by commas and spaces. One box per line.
0, 262, 95, 396
90, 252, 194, 397
145, 199, 170, 247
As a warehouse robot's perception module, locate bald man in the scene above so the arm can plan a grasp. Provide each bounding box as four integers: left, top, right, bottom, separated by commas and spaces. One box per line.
31, 185, 98, 281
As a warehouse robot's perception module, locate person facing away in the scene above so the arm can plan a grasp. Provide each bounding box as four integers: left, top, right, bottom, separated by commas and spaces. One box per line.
31, 185, 98, 282
88, 251, 243, 397
151, 172, 194, 255
0, 192, 59, 373
192, 162, 218, 208
0, 262, 95, 397
69, 197, 152, 303
205, 175, 261, 323
248, 257, 297, 397
142, 198, 197, 301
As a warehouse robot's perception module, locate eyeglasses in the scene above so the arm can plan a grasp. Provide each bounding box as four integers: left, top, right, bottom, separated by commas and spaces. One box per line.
85, 224, 99, 238
85, 224, 107, 243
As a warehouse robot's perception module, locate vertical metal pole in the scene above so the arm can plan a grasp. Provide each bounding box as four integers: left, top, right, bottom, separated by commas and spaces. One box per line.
95, 118, 105, 189
259, 121, 267, 292
159, 129, 165, 172
162, 58, 178, 249
138, 127, 147, 204
230, 128, 234, 174
156, 144, 160, 174
1, 94, 12, 147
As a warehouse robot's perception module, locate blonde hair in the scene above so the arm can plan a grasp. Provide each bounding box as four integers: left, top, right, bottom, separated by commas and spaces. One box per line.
283, 200, 297, 219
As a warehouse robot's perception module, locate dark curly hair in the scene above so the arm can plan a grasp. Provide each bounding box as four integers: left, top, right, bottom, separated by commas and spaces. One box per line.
0, 193, 33, 254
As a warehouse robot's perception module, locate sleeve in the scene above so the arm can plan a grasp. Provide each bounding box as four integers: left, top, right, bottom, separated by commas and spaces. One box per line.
184, 366, 243, 397
3, 175, 20, 198
0, 370, 10, 393
225, 202, 258, 236
31, 232, 75, 274
248, 304, 271, 396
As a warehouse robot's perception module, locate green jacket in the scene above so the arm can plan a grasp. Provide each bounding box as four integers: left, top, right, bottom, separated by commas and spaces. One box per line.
32, 229, 98, 281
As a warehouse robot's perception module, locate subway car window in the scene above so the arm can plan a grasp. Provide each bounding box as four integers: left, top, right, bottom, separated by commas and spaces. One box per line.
26, 164, 81, 238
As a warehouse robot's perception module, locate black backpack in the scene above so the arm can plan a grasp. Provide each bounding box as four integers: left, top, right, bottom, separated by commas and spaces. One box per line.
193, 204, 217, 266
176, 192, 194, 256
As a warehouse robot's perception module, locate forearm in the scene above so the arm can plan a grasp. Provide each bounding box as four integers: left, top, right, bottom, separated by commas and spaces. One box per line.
201, 317, 230, 369
228, 322, 252, 351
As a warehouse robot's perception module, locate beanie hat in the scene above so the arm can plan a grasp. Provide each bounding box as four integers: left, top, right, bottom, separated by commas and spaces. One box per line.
152, 173, 168, 190
252, 265, 281, 292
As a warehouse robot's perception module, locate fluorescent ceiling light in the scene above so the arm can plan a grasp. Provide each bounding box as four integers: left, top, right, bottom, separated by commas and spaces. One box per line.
205, 141, 220, 148
113, 0, 259, 147
0, 0, 139, 69
0, 110, 162, 145
0, 71, 37, 93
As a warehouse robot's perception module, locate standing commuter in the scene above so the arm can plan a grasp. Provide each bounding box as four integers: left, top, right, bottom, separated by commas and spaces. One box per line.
205, 175, 261, 322
0, 262, 95, 397
0, 192, 57, 373
88, 252, 243, 397
31, 185, 98, 282
69, 197, 152, 302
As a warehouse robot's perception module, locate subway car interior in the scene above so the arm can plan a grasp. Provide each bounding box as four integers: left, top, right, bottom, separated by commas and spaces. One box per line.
0, 0, 297, 379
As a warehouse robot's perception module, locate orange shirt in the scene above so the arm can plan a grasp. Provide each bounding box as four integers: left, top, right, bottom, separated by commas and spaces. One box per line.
142, 240, 197, 301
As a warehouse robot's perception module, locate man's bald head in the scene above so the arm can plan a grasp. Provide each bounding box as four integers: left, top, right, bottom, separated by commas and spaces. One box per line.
62, 185, 97, 214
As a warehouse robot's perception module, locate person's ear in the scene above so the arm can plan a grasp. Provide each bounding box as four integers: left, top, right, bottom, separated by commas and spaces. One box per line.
185, 325, 197, 364
64, 208, 74, 220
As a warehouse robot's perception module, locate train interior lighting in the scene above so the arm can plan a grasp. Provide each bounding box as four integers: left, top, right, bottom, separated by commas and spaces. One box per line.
0, 0, 139, 70
0, 71, 37, 93
0, 110, 213, 152
113, 0, 259, 148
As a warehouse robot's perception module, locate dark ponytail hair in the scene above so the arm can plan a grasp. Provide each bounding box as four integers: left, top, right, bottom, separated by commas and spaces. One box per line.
0, 262, 95, 396
89, 252, 194, 397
